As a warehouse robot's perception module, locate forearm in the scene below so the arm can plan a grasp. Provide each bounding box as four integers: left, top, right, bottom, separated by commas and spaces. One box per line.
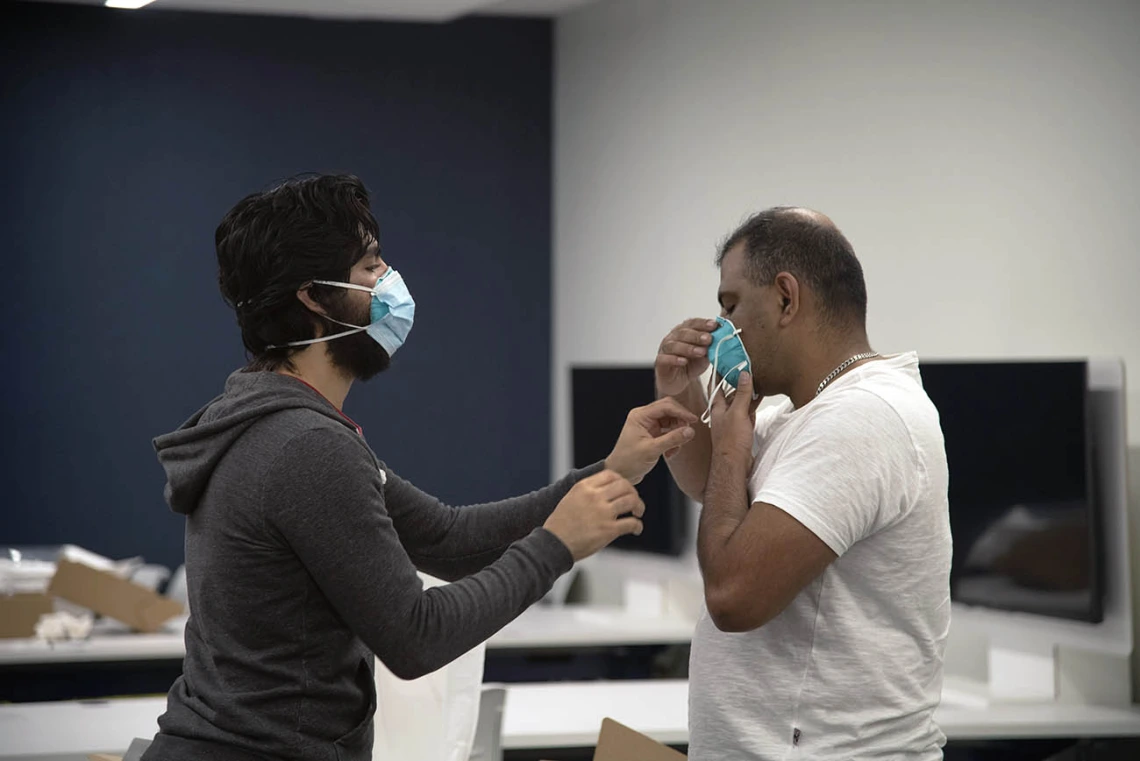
392, 463, 604, 580
697, 450, 751, 593
323, 524, 573, 681
660, 379, 713, 501
387, 529, 573, 678
269, 435, 576, 680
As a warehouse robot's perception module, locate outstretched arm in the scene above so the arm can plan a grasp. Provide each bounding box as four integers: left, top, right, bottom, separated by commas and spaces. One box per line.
389, 397, 698, 580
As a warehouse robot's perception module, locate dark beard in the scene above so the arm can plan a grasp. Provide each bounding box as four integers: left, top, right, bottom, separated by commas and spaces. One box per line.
324, 297, 391, 382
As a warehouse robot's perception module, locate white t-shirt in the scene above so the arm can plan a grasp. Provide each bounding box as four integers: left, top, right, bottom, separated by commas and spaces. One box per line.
689, 352, 952, 761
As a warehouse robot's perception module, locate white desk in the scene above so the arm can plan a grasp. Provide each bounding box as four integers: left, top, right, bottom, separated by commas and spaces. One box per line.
491, 606, 694, 649
0, 606, 695, 667
5, 682, 1140, 759
0, 616, 186, 666
0, 698, 161, 760
501, 680, 1140, 748
502, 680, 689, 748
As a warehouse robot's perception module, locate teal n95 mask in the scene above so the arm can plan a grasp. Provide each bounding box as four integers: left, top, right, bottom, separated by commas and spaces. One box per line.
273, 269, 415, 356
701, 316, 754, 424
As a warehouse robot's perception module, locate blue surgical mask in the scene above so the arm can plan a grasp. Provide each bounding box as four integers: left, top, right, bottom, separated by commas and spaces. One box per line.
701, 316, 754, 424
276, 269, 416, 356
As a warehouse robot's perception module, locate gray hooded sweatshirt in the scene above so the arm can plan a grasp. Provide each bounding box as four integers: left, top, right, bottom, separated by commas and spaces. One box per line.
144, 370, 597, 761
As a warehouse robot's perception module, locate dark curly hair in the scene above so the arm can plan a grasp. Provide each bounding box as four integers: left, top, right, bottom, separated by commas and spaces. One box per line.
215, 174, 380, 371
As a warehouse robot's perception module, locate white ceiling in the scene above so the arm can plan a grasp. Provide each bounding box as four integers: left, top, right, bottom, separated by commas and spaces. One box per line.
26, 0, 600, 22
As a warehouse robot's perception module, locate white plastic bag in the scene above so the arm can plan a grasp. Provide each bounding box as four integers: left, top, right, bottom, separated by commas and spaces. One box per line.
372, 573, 486, 761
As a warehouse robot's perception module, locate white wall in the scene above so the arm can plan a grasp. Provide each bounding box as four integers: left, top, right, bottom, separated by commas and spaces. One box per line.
554, 0, 1140, 691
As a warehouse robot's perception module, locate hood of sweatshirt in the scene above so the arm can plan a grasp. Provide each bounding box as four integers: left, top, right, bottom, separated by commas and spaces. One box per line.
153, 371, 358, 515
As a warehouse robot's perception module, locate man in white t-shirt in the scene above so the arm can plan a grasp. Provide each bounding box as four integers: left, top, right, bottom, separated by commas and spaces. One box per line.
658, 207, 952, 760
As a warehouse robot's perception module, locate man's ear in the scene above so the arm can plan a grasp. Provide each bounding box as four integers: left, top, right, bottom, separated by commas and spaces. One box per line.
295, 284, 331, 340
296, 283, 328, 317
774, 272, 799, 326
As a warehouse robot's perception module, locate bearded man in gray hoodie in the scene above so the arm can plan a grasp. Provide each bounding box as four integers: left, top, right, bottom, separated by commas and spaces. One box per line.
144, 174, 696, 761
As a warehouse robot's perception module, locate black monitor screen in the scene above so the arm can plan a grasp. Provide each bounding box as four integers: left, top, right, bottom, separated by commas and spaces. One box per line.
571, 367, 688, 557
918, 360, 1102, 622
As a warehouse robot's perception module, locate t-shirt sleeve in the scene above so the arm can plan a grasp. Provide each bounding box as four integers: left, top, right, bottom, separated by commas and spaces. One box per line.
750, 389, 921, 556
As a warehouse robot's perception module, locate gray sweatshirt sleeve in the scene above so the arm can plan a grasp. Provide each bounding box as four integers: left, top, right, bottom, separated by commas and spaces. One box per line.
382, 461, 605, 581
263, 428, 574, 680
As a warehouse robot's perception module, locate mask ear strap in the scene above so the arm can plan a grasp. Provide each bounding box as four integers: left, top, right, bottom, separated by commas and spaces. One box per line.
700, 396, 714, 425
701, 352, 749, 425
264, 310, 368, 349
265, 324, 365, 349
725, 323, 757, 401
702, 333, 734, 424
305, 276, 375, 332
311, 279, 375, 294
701, 376, 738, 425
323, 314, 367, 331
703, 333, 725, 423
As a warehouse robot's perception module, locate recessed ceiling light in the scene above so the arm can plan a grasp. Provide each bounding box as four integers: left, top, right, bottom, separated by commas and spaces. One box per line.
105, 0, 157, 8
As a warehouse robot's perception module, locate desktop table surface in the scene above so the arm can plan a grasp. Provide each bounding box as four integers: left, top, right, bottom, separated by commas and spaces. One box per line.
5, 681, 1140, 758
0, 605, 698, 666
500, 680, 1140, 747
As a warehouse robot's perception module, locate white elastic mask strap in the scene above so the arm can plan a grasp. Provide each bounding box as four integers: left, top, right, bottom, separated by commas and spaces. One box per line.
701, 331, 742, 425
701, 374, 743, 425
265, 320, 367, 349
311, 279, 376, 294
702, 336, 723, 424
264, 283, 370, 349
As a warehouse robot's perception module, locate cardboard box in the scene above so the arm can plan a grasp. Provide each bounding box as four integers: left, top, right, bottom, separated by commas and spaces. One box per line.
0, 593, 54, 638
593, 718, 687, 761
49, 559, 184, 633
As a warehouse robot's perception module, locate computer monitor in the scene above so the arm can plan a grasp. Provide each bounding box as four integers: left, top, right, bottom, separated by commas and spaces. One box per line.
918, 360, 1104, 623
570, 366, 688, 557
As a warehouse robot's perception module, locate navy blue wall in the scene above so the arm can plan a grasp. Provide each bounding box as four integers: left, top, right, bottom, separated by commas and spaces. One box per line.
0, 2, 552, 571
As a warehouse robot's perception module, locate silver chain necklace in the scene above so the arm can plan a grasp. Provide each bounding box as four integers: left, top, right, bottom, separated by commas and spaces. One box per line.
815, 352, 881, 397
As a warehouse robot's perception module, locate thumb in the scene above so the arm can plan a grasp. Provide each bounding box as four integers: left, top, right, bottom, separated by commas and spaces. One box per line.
646, 424, 696, 458
642, 396, 699, 426
732, 372, 753, 414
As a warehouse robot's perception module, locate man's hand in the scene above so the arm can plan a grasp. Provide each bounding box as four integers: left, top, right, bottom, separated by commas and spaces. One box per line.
708, 371, 761, 468
654, 318, 719, 398
654, 319, 718, 502
605, 398, 699, 485
544, 470, 645, 561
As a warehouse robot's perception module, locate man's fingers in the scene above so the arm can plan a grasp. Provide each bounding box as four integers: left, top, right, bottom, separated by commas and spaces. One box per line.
590, 469, 623, 488
610, 492, 645, 519
731, 372, 753, 413
644, 425, 696, 458
667, 328, 713, 348
679, 317, 719, 332
639, 396, 700, 425
600, 476, 638, 501
711, 385, 730, 411
613, 516, 645, 538
656, 354, 688, 368
659, 339, 708, 360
